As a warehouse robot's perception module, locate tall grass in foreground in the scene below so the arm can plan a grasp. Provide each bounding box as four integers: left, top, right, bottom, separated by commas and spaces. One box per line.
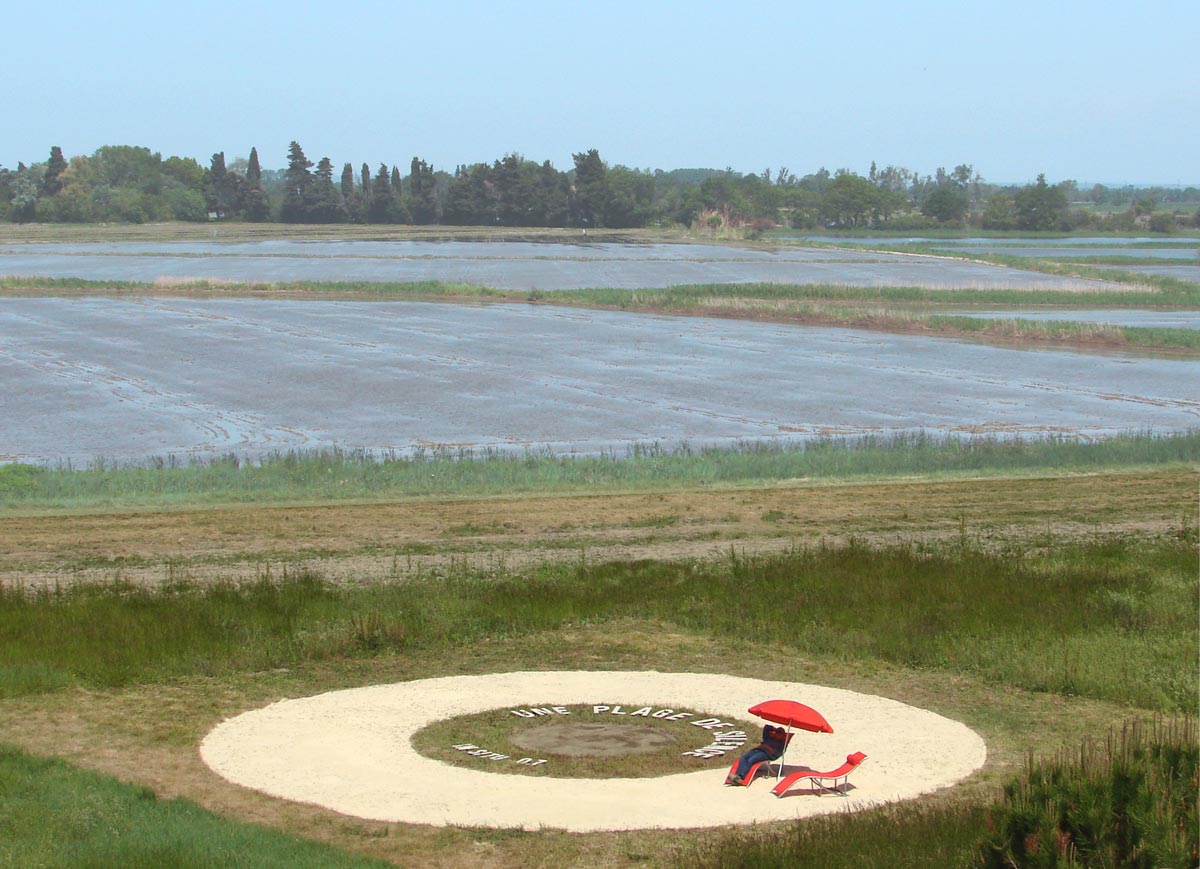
689, 719, 1197, 869
2, 534, 1195, 710
0, 745, 391, 868
978, 718, 1197, 868
3, 430, 1196, 510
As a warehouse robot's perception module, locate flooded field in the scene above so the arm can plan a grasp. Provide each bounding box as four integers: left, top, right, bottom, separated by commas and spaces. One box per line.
2, 298, 1196, 466
0, 240, 1124, 291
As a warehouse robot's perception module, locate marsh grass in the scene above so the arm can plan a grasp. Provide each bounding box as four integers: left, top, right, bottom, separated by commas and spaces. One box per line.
0, 743, 391, 868
2, 534, 1195, 711
976, 717, 1198, 868
3, 430, 1196, 511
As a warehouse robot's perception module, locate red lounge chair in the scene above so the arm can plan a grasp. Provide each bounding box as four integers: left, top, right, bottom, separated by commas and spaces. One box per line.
770, 751, 867, 798
726, 733, 793, 786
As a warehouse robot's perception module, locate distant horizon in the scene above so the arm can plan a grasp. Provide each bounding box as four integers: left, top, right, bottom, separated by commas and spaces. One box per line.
4, 142, 1197, 191
3, 1, 1196, 184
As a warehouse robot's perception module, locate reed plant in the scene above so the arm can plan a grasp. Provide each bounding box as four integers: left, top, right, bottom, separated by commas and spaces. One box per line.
976, 718, 1198, 868
3, 431, 1196, 511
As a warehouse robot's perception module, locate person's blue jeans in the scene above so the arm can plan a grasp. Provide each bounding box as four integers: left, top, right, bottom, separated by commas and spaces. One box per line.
735, 748, 776, 779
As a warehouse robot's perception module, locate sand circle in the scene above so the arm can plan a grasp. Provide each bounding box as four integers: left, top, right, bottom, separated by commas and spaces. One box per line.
512, 722, 679, 756
200, 670, 988, 831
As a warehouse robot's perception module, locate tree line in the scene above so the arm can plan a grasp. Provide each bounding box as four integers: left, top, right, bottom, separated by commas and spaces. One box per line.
2, 143, 1197, 232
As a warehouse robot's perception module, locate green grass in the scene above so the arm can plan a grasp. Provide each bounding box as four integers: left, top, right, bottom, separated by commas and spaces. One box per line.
3, 532, 1195, 711
977, 718, 1198, 868
556, 279, 1199, 308
0, 744, 391, 868
3, 430, 1197, 511
922, 314, 1200, 351
688, 718, 1198, 869
688, 797, 989, 868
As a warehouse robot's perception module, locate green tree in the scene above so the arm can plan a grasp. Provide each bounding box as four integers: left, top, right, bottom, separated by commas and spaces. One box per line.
537, 160, 570, 226
492, 153, 539, 225
42, 146, 68, 195
203, 152, 241, 219
49, 156, 98, 222
162, 156, 205, 190
368, 163, 392, 222
820, 170, 878, 227
922, 186, 969, 223
340, 163, 360, 222
280, 141, 313, 223
1014, 174, 1069, 231
981, 193, 1016, 230
389, 165, 411, 223
571, 149, 608, 227
443, 163, 492, 225
359, 163, 371, 214
241, 147, 271, 221
308, 157, 347, 222
605, 166, 654, 228
409, 157, 438, 224
9, 163, 43, 221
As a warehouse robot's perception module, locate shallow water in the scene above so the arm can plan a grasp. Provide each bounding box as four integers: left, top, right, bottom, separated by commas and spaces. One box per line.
0, 240, 1119, 291
2, 298, 1195, 465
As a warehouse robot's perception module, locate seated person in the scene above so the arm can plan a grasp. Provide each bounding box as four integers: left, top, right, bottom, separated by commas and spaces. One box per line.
725, 724, 787, 785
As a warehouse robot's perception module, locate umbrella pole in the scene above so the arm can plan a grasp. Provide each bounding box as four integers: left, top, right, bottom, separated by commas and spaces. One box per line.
779, 723, 793, 780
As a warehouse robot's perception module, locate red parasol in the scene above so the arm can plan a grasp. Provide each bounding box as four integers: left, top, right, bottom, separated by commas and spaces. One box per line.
748, 699, 834, 734
747, 700, 833, 781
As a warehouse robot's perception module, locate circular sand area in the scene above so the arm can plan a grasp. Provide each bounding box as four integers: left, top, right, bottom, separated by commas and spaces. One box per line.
200, 671, 987, 831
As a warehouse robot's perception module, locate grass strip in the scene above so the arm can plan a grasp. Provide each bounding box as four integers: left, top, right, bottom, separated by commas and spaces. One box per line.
2, 533, 1195, 711
853, 246, 1200, 299
3, 431, 1197, 511
4, 275, 1197, 353
0, 743, 389, 868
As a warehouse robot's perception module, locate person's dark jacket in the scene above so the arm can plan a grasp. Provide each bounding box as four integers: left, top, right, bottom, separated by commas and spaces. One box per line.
756, 725, 787, 759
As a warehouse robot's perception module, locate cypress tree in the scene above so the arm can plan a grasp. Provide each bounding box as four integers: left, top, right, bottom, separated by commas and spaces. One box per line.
390, 165, 410, 223
281, 141, 313, 223
241, 147, 271, 221
310, 156, 347, 222
340, 163, 358, 222
368, 163, 392, 222
43, 146, 68, 195
409, 156, 438, 224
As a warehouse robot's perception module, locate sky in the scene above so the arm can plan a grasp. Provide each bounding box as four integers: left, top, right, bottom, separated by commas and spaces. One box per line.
3, 0, 1196, 185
